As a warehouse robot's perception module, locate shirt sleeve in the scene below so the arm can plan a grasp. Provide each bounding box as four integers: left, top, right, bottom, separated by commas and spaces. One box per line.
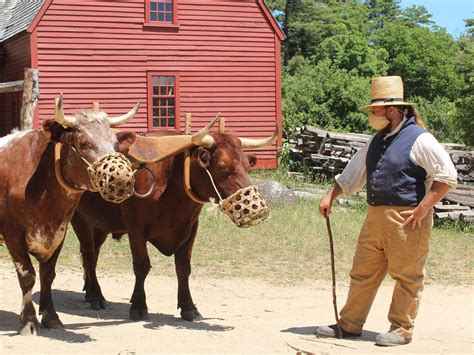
335, 138, 372, 195
410, 132, 458, 189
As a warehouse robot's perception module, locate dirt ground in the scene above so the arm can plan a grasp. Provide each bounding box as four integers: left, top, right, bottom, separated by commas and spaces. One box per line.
0, 262, 472, 354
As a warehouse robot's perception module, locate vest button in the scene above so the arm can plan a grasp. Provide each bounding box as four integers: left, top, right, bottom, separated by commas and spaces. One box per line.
371, 193, 375, 197
371, 202, 375, 205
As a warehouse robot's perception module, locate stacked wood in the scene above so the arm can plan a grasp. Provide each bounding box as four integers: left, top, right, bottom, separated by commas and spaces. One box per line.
448, 150, 473, 184
289, 125, 370, 176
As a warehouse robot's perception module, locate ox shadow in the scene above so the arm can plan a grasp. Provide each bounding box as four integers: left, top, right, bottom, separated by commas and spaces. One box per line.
33, 290, 234, 334
281, 326, 379, 343
0, 310, 94, 343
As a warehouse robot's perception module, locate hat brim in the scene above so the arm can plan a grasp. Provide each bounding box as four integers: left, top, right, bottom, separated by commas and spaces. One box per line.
359, 101, 416, 110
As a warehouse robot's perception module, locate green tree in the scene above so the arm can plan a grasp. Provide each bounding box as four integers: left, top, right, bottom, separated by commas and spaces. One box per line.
365, 0, 400, 29
283, 59, 371, 135
398, 5, 434, 28
453, 19, 474, 146
375, 23, 463, 101
413, 96, 460, 143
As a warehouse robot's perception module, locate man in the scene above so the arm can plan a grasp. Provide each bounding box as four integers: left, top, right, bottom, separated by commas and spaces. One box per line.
317, 76, 457, 346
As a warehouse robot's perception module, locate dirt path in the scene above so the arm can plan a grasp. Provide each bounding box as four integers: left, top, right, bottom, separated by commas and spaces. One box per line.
0, 263, 472, 354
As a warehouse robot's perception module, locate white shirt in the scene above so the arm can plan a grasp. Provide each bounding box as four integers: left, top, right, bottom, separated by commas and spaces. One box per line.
336, 118, 458, 195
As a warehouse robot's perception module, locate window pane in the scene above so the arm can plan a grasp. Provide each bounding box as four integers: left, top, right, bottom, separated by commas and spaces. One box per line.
150, 12, 157, 21
151, 74, 175, 128
165, 3, 171, 11
150, 1, 157, 11
158, 13, 164, 21
166, 13, 172, 22
158, 2, 164, 11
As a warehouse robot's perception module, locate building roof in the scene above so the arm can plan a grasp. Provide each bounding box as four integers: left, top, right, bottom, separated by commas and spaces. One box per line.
0, 0, 44, 42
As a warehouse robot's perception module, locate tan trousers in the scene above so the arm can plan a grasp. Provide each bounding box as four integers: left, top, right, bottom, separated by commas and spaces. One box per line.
338, 205, 433, 340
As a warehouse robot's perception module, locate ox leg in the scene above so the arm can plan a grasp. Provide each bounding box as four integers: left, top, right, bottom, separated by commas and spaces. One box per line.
128, 234, 150, 321
175, 223, 202, 321
6, 242, 39, 335
87, 229, 108, 309
39, 241, 64, 329
72, 214, 108, 310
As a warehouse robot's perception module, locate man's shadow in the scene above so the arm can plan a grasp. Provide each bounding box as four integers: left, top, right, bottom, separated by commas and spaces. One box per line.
281, 326, 379, 342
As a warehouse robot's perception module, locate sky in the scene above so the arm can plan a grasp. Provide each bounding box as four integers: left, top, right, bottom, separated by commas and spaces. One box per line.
400, 0, 473, 37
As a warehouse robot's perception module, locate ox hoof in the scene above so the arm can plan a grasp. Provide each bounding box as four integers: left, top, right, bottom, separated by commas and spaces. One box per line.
18, 320, 40, 336
181, 309, 203, 322
41, 317, 64, 329
130, 309, 148, 321
90, 299, 107, 310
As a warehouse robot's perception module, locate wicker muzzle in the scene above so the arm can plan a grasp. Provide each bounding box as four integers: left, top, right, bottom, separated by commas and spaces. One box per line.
87, 152, 135, 204
219, 185, 269, 228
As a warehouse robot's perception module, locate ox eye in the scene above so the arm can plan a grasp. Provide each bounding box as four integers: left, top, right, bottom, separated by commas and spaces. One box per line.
79, 142, 92, 151
217, 162, 227, 170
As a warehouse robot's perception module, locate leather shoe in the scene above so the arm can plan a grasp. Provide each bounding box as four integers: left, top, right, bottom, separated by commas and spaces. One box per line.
315, 324, 361, 339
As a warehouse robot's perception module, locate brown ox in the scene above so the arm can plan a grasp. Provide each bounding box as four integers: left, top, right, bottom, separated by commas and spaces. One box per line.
71, 126, 276, 321
0, 95, 143, 335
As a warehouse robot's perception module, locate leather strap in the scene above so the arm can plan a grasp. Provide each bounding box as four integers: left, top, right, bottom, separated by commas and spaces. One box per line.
54, 143, 86, 194
183, 150, 209, 204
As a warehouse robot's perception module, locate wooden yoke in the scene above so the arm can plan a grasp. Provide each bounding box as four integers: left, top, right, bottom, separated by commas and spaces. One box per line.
127, 113, 220, 164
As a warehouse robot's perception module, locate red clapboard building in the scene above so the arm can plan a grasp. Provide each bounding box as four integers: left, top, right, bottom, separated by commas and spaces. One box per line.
0, 0, 284, 168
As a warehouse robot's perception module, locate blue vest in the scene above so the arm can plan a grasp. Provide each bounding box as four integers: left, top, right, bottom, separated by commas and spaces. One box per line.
366, 117, 427, 206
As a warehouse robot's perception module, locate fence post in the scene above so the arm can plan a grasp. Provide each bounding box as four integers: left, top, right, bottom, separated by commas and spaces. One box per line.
20, 68, 40, 130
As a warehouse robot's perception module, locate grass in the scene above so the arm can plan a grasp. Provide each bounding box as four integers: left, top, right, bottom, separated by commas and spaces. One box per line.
1, 194, 471, 286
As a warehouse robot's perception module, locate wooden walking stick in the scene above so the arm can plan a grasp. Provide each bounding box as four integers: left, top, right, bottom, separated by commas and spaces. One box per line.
324, 209, 342, 339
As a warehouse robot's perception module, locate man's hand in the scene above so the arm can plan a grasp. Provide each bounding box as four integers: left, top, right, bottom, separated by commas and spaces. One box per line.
400, 204, 430, 230
401, 181, 453, 230
319, 195, 333, 218
318, 184, 343, 218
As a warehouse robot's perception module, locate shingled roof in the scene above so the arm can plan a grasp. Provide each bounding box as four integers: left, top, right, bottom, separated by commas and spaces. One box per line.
0, 0, 44, 42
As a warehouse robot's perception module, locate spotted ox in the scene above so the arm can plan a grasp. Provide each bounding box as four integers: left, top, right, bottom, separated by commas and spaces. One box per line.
0, 95, 144, 335
71, 125, 276, 321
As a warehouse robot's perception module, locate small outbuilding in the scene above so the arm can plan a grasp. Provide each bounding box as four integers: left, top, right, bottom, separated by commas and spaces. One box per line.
0, 0, 284, 167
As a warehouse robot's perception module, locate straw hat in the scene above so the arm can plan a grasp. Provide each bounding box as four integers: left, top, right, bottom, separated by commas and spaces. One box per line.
359, 76, 415, 110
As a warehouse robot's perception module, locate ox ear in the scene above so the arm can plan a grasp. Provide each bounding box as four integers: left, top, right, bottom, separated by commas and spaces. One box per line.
247, 154, 257, 167
116, 131, 137, 154
42, 119, 69, 142
194, 147, 212, 169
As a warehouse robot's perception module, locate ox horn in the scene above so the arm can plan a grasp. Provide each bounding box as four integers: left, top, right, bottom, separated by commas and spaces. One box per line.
191, 113, 221, 146
54, 93, 77, 128
107, 101, 140, 126
239, 126, 278, 149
